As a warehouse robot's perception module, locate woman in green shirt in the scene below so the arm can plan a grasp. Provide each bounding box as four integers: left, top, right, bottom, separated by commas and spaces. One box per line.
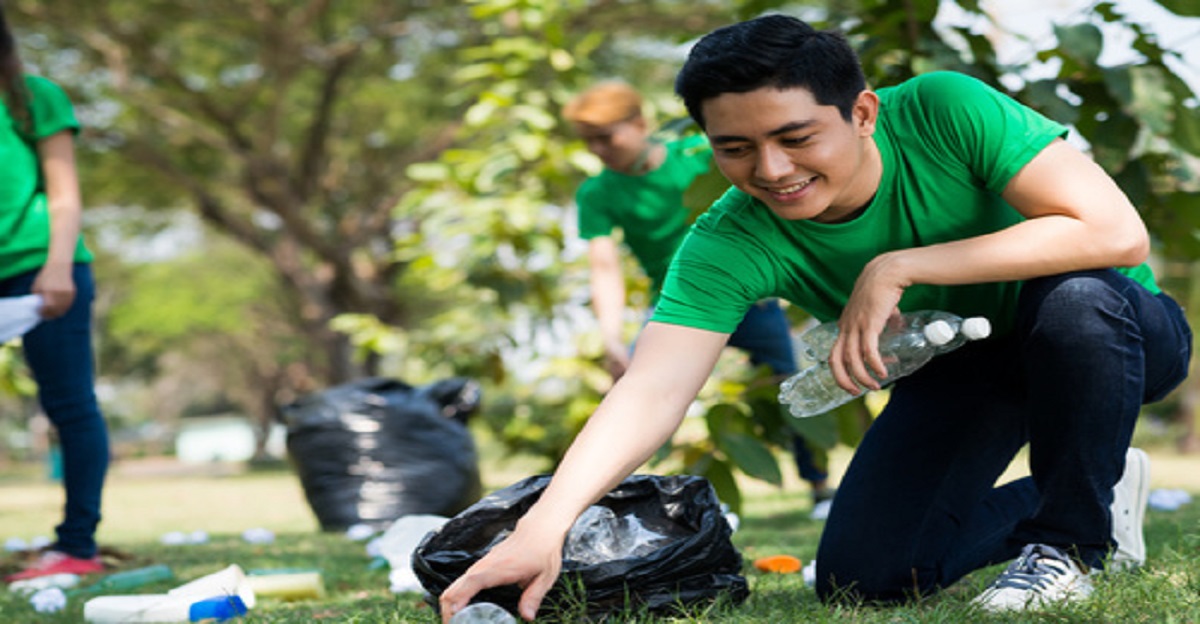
2, 4, 108, 581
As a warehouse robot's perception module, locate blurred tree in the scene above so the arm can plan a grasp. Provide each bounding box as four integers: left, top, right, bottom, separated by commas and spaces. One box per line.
8, 0, 475, 389
5, 0, 1197, 489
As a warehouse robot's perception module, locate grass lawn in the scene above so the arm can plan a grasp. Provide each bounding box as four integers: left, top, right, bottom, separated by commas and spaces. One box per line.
0, 436, 1197, 622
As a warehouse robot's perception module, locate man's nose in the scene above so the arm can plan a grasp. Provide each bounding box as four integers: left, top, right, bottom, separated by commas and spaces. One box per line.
756, 146, 793, 181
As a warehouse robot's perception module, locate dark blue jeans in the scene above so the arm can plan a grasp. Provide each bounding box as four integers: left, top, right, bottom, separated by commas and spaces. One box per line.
815, 270, 1192, 603
728, 300, 828, 485
1, 264, 109, 559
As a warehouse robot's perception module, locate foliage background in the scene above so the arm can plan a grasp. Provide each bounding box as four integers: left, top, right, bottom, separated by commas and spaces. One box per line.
1, 0, 1198, 506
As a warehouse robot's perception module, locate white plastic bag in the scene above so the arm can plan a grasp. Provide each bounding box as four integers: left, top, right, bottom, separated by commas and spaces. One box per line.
0, 295, 42, 343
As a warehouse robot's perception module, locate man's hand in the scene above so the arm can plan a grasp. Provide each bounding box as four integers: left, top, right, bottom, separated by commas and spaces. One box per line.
439, 521, 565, 622
830, 252, 908, 393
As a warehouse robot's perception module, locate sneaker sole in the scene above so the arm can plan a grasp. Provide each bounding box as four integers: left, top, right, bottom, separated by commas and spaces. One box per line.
1110, 447, 1150, 569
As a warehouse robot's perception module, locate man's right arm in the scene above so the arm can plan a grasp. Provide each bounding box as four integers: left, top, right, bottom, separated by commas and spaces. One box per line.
588, 236, 631, 379
438, 321, 729, 622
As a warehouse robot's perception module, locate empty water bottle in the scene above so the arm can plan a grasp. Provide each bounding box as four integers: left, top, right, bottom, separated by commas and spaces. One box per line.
450, 602, 517, 624
780, 310, 990, 418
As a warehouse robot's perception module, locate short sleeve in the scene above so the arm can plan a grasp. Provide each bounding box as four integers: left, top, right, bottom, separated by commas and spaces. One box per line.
904, 72, 1067, 195
575, 178, 616, 240
24, 75, 80, 140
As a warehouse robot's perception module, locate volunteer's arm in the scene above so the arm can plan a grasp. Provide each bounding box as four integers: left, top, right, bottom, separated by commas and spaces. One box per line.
439, 321, 728, 622
34, 130, 83, 319
588, 236, 632, 380
832, 138, 1147, 391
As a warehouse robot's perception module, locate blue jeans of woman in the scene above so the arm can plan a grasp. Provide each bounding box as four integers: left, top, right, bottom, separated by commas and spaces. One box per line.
1, 264, 108, 559
815, 270, 1192, 603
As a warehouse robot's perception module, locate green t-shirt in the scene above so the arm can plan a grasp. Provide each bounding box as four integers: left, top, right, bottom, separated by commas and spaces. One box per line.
576, 133, 713, 296
653, 71, 1160, 335
0, 75, 92, 281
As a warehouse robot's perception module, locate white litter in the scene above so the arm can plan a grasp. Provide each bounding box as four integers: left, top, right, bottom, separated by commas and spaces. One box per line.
30, 587, 67, 613
0, 295, 43, 343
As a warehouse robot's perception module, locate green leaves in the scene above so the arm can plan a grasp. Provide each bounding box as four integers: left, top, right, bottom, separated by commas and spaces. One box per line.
1157, 0, 1200, 15
1055, 23, 1104, 68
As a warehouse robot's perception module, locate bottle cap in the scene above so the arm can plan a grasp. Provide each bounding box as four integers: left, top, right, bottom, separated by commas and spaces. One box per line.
923, 320, 955, 345
961, 317, 991, 340
188, 595, 248, 622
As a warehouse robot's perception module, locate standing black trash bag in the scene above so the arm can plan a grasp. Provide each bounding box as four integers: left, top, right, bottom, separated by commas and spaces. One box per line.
279, 377, 483, 531
413, 474, 749, 619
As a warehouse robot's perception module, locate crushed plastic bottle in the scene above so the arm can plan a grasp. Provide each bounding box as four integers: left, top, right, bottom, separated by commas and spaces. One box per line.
561, 505, 669, 565
780, 310, 990, 418
449, 602, 517, 624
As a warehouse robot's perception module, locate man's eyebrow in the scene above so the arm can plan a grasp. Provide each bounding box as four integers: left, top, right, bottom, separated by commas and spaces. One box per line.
709, 120, 817, 145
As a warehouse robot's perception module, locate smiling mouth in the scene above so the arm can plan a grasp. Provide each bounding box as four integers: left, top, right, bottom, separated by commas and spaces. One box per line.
765, 177, 815, 196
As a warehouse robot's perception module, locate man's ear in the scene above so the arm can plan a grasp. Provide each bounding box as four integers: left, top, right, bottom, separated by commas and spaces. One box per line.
853, 89, 880, 136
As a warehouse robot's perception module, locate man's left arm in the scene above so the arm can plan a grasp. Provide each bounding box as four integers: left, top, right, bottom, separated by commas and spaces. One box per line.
832, 138, 1148, 391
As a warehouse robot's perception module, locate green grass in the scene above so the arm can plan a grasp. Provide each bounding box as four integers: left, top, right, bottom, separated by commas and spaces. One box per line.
0, 448, 1197, 622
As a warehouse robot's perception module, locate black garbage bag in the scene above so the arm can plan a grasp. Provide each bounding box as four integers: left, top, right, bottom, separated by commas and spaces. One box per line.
413, 474, 749, 619
279, 377, 482, 531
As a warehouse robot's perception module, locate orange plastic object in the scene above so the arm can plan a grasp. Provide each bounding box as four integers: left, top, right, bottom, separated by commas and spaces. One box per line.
753, 555, 803, 574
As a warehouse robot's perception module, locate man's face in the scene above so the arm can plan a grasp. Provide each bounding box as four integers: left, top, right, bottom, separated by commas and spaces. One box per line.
702, 86, 880, 222
573, 117, 649, 173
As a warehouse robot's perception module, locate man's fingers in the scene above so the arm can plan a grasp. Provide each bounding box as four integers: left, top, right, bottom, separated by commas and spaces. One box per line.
518, 574, 556, 621
440, 575, 485, 622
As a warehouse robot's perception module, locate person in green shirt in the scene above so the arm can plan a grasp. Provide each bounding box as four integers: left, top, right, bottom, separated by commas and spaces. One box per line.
564, 80, 834, 505
439, 15, 1191, 620
2, 4, 109, 581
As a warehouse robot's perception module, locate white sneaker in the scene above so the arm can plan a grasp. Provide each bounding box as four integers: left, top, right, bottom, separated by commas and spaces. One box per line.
1110, 447, 1150, 569
973, 544, 1095, 612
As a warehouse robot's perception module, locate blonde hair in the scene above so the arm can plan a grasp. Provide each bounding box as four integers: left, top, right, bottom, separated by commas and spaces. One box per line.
563, 81, 644, 126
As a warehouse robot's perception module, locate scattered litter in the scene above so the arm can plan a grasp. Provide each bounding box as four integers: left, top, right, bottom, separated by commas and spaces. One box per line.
84, 594, 246, 623
364, 537, 383, 559
76, 565, 175, 595
30, 587, 67, 613
160, 531, 210, 546
245, 569, 324, 601
753, 555, 802, 574
450, 601, 517, 623
719, 503, 740, 533
810, 499, 832, 521
241, 528, 275, 544
345, 523, 376, 541
4, 537, 27, 552
1148, 488, 1193, 511
83, 564, 255, 623
29, 536, 52, 550
160, 532, 188, 546
803, 560, 817, 587
9, 573, 80, 595
372, 514, 449, 593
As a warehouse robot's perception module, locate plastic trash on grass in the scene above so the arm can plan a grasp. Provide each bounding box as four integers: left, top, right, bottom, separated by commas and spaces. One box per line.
83, 564, 255, 623
371, 514, 449, 593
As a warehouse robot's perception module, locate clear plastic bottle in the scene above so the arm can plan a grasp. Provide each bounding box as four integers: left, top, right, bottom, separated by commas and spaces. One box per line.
780, 310, 990, 418
449, 602, 517, 624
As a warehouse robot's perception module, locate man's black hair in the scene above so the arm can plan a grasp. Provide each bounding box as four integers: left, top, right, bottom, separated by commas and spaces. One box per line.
675, 14, 866, 128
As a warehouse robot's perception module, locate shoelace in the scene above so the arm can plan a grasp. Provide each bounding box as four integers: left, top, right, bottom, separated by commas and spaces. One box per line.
990, 546, 1073, 591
